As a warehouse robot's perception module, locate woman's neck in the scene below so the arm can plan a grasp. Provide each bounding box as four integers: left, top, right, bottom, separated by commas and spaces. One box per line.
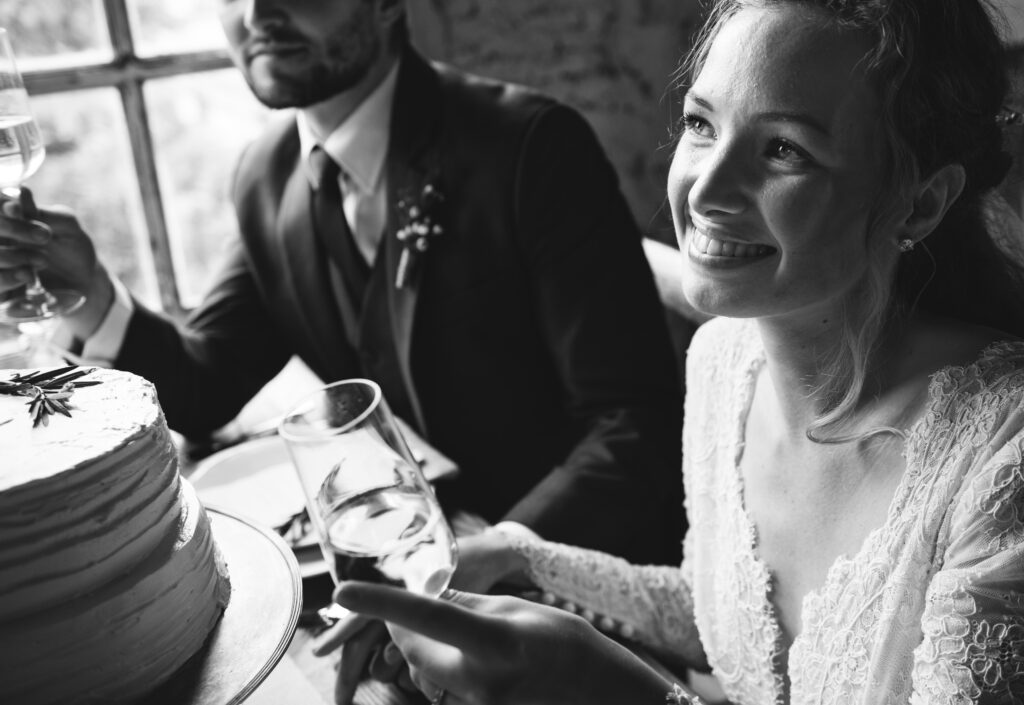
753, 309, 952, 441
755, 316, 843, 438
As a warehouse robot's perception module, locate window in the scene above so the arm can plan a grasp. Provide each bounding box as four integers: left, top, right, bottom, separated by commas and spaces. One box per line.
3, 0, 274, 314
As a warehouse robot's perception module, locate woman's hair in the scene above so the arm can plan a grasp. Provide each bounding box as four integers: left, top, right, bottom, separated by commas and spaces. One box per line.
677, 0, 1024, 440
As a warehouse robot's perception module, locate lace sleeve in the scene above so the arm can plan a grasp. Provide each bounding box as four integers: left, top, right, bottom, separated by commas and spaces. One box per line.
911, 408, 1024, 703
501, 531, 708, 669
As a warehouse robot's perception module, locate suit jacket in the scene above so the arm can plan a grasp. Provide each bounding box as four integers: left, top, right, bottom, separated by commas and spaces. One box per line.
118, 48, 684, 564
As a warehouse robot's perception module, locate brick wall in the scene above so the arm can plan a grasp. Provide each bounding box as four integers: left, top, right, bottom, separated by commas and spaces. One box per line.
408, 0, 701, 242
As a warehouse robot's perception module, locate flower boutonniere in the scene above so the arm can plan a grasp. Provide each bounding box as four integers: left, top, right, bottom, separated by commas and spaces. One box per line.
395, 181, 444, 289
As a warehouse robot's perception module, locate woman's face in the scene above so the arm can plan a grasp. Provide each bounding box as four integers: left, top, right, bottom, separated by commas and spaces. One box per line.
669, 3, 893, 325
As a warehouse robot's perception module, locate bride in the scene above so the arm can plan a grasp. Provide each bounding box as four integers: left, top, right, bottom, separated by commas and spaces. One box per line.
329, 0, 1024, 702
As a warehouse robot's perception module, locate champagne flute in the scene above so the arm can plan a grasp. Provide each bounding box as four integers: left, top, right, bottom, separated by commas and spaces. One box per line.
0, 28, 84, 323
279, 379, 457, 615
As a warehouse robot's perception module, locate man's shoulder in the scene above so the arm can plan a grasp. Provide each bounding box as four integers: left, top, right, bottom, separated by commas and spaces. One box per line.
239, 112, 299, 171
433, 60, 556, 114
230, 112, 299, 202
428, 59, 584, 143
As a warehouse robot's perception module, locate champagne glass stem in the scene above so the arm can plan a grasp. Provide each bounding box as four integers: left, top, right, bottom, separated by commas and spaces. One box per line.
3, 185, 51, 304
22, 268, 56, 306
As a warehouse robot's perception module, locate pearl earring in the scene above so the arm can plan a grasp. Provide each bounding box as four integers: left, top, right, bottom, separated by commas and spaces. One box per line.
897, 238, 914, 253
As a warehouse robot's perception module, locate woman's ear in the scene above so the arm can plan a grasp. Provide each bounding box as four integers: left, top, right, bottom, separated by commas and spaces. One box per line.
898, 163, 966, 247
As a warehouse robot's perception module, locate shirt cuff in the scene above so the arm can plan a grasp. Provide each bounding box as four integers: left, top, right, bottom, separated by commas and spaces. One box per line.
52, 276, 134, 367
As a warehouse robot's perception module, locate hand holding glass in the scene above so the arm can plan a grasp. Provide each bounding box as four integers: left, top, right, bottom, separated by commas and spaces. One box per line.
0, 27, 84, 323
279, 379, 457, 599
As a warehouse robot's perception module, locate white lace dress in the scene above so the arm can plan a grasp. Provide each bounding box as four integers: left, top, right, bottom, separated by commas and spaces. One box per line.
509, 318, 1024, 704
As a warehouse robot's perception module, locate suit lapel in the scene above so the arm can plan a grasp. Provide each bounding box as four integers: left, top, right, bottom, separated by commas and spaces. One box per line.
384, 49, 444, 435
277, 138, 360, 375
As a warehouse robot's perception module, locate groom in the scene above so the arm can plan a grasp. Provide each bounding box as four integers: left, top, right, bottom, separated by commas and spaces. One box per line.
0, 2, 683, 561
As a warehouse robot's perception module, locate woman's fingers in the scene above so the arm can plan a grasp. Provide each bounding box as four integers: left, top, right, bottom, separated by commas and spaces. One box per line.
334, 620, 390, 705
312, 612, 374, 656
367, 639, 406, 682
334, 583, 500, 654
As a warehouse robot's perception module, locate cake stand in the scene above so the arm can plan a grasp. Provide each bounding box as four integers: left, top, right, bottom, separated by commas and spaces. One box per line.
146, 507, 302, 705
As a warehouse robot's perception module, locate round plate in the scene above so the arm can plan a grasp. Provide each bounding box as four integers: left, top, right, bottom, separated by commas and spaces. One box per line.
190, 437, 328, 579
190, 436, 306, 531
145, 507, 301, 705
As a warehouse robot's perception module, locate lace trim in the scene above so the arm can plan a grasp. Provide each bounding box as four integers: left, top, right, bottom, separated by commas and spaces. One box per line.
690, 320, 1024, 703
499, 529, 708, 670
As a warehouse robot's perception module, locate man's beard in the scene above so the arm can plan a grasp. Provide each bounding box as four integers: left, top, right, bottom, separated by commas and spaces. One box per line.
242, 16, 383, 110
245, 57, 376, 109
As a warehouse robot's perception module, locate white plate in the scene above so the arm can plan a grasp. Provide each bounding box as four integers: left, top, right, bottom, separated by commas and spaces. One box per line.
190, 436, 328, 579
190, 436, 306, 532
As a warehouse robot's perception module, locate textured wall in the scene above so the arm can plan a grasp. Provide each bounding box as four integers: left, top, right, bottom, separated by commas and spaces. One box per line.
407, 0, 702, 241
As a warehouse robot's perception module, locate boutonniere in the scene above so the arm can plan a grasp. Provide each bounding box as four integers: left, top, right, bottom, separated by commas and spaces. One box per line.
395, 181, 444, 289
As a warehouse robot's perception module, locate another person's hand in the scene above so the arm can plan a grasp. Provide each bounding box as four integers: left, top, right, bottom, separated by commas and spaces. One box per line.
334, 582, 670, 705
0, 189, 114, 336
313, 528, 530, 705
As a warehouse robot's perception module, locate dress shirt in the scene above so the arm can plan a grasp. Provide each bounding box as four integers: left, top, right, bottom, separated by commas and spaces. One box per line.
296, 61, 398, 265
57, 61, 400, 365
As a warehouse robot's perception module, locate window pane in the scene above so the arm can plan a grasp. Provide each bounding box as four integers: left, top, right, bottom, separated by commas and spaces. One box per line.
146, 69, 274, 307
0, 0, 111, 69
128, 0, 227, 57
26, 88, 160, 308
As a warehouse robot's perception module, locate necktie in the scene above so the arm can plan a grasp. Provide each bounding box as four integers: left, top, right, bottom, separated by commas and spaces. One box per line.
309, 147, 372, 312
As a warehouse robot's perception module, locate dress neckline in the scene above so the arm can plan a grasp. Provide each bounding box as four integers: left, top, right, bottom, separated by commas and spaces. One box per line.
725, 330, 1016, 701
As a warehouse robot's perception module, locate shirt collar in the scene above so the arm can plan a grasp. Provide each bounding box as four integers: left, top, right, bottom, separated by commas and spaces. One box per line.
297, 59, 400, 193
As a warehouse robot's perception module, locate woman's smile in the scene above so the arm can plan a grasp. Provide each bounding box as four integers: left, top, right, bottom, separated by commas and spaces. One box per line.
689, 231, 775, 259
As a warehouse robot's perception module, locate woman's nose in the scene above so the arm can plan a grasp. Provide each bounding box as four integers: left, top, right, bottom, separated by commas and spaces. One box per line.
685, 140, 747, 219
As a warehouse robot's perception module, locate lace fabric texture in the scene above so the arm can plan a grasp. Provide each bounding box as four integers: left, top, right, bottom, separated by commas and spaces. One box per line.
510, 318, 1024, 704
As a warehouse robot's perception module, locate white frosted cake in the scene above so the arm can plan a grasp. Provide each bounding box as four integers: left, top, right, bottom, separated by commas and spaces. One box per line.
0, 368, 231, 704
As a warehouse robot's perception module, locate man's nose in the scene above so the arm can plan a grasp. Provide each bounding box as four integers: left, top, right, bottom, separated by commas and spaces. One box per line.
687, 140, 748, 219
243, 0, 287, 31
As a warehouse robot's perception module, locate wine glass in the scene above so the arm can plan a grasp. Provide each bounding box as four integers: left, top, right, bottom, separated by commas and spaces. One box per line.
0, 28, 84, 323
279, 379, 457, 615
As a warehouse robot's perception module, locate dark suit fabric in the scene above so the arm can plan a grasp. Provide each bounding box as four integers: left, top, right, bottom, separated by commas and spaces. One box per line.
118, 49, 685, 565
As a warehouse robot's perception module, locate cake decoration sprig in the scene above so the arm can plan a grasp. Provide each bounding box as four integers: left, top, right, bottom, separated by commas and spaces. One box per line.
0, 366, 100, 427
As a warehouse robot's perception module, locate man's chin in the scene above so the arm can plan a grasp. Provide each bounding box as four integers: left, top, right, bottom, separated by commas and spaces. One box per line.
244, 73, 315, 109
245, 69, 367, 110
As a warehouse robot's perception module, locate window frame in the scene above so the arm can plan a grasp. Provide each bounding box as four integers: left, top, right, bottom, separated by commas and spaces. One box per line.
20, 0, 234, 318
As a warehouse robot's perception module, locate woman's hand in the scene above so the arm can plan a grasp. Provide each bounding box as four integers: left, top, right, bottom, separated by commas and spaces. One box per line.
313, 529, 532, 704
334, 582, 670, 705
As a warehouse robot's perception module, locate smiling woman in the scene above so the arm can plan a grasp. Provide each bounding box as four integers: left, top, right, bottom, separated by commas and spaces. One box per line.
329, 1, 1024, 704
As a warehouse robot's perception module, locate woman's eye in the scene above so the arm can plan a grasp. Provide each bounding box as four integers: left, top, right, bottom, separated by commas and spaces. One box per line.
681, 113, 715, 139
766, 138, 810, 165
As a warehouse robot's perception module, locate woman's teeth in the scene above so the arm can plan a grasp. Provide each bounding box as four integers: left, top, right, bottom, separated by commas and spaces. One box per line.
692, 233, 773, 258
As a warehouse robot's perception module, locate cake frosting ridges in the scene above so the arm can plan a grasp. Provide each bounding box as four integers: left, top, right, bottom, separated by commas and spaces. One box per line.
0, 368, 231, 705
0, 424, 182, 621
0, 482, 230, 703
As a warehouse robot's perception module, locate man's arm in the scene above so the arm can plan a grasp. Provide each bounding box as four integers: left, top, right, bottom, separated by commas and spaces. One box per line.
115, 237, 293, 439
502, 104, 685, 565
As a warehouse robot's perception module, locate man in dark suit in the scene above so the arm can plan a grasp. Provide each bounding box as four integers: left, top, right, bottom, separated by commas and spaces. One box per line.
1, 0, 683, 699
0, 0, 682, 684
1, 0, 683, 564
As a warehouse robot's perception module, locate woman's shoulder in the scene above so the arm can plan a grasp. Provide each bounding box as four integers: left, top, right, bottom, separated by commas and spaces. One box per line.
684, 318, 764, 420
908, 316, 1024, 419
688, 317, 761, 366
911, 317, 1024, 384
